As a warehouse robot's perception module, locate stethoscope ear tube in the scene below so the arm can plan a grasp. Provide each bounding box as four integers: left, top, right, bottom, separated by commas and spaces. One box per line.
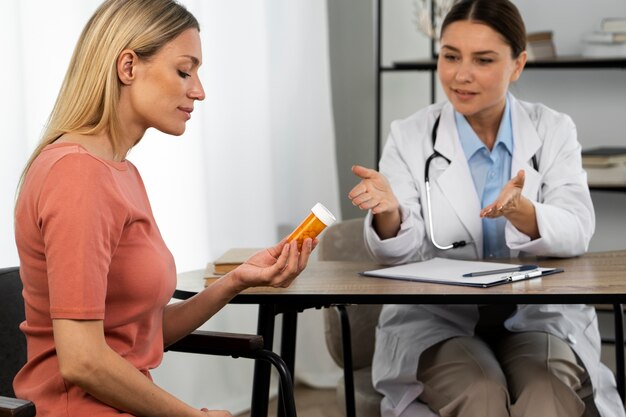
424, 151, 447, 183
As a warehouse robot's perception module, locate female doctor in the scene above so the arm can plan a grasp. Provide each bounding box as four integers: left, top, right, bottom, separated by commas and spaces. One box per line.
349, 1, 623, 416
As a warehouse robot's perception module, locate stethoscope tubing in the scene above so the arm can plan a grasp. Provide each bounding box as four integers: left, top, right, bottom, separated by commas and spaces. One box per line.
424, 114, 469, 250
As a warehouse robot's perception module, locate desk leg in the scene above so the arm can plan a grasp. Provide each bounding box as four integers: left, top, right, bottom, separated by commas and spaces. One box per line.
614, 303, 625, 402
251, 304, 276, 417
277, 310, 298, 417
337, 305, 356, 417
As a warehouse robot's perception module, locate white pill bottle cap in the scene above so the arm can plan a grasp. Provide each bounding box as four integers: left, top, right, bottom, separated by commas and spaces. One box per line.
311, 203, 336, 226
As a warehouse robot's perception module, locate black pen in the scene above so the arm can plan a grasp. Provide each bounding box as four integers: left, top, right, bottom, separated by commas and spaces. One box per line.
462, 264, 538, 277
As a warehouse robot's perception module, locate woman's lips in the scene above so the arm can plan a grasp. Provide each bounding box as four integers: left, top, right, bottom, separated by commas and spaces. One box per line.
453, 88, 477, 100
178, 107, 193, 120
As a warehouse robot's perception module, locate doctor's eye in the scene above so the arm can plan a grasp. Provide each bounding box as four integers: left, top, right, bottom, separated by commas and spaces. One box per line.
177, 70, 191, 79
442, 54, 459, 63
475, 57, 494, 65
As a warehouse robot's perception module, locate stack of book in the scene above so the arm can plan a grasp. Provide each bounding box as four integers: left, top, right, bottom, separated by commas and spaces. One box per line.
526, 31, 556, 61
581, 17, 626, 58
203, 248, 260, 286
582, 147, 626, 187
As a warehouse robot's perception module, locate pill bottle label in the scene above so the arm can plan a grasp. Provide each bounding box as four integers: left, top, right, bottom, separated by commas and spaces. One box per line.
287, 203, 336, 250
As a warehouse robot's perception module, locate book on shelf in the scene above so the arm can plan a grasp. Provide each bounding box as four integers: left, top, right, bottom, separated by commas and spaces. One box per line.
585, 165, 626, 188
582, 146, 626, 166
582, 147, 626, 187
582, 31, 626, 44
582, 41, 626, 58
580, 17, 626, 58
601, 17, 626, 33
213, 247, 260, 275
582, 147, 626, 167
526, 31, 556, 61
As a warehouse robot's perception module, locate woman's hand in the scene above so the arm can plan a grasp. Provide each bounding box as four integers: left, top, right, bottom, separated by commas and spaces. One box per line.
480, 170, 539, 239
163, 238, 315, 346
230, 238, 316, 291
349, 164, 401, 239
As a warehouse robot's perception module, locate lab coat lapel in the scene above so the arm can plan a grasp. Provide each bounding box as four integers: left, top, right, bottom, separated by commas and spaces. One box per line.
510, 96, 541, 199
431, 104, 483, 257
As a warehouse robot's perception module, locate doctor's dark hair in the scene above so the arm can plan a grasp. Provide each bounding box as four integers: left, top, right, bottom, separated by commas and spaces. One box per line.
440, 0, 526, 58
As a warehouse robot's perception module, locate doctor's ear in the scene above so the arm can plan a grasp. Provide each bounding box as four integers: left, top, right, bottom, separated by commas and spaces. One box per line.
510, 51, 528, 82
117, 49, 139, 85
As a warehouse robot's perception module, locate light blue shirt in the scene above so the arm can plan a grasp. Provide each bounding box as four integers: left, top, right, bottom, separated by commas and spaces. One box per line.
455, 98, 513, 259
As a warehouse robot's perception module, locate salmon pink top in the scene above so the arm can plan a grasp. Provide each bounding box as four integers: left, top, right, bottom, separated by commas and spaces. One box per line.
14, 143, 176, 417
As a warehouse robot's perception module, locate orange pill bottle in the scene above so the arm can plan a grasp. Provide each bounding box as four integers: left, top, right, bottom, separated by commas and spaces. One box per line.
287, 203, 336, 250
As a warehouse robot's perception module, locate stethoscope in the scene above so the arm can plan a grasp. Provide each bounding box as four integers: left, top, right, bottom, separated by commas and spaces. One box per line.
424, 114, 538, 250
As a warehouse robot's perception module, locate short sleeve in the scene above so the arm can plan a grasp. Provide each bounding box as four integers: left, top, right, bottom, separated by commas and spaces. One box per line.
38, 154, 127, 319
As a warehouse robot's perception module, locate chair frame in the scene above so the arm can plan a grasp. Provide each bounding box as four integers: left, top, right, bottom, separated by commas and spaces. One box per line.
0, 267, 297, 417
167, 330, 297, 417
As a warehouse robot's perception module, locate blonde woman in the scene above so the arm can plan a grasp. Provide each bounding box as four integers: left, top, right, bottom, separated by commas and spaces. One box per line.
14, 1, 314, 416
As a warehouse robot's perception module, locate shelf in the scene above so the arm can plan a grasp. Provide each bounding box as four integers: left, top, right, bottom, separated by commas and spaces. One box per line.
384, 56, 626, 72
590, 186, 626, 193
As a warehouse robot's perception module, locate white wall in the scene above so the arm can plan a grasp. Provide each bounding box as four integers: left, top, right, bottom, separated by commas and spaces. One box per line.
1, 0, 341, 412
379, 0, 626, 252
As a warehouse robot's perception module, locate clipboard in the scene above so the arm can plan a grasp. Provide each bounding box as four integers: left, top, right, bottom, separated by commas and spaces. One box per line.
360, 257, 563, 288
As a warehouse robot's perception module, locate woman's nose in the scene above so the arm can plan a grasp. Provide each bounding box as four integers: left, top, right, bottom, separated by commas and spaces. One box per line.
190, 78, 206, 101
455, 62, 473, 83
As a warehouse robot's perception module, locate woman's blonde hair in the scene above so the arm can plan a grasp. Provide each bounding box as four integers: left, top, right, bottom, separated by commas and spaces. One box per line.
18, 0, 198, 190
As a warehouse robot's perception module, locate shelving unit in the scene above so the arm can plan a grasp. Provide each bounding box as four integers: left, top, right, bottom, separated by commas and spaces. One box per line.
389, 55, 626, 71
590, 186, 626, 193
374, 0, 439, 166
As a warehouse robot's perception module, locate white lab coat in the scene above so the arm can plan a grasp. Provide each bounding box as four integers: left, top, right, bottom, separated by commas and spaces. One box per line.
364, 95, 624, 417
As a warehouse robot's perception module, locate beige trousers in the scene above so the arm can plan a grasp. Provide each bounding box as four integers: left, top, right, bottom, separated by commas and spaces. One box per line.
416, 331, 595, 417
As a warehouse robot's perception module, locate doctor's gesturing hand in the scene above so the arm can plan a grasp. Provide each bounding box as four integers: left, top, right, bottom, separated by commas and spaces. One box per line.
480, 169, 540, 240
349, 164, 401, 240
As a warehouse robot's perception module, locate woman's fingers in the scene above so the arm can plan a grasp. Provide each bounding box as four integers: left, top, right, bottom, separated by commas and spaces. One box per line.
263, 239, 313, 288
297, 238, 314, 270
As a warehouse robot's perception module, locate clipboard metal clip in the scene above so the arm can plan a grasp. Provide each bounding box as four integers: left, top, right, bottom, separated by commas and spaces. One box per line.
505, 270, 544, 282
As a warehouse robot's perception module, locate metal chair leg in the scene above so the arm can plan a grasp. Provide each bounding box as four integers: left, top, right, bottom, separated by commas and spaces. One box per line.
252, 349, 298, 417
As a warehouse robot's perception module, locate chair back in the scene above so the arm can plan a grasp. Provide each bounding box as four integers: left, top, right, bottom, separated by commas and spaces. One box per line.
318, 218, 371, 262
0, 267, 27, 398
318, 219, 382, 370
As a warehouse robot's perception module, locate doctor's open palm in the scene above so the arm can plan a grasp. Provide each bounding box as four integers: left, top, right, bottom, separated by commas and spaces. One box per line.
480, 169, 540, 239
480, 169, 526, 219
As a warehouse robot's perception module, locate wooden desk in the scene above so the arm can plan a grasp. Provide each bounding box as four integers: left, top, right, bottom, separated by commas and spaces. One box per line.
175, 250, 626, 417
